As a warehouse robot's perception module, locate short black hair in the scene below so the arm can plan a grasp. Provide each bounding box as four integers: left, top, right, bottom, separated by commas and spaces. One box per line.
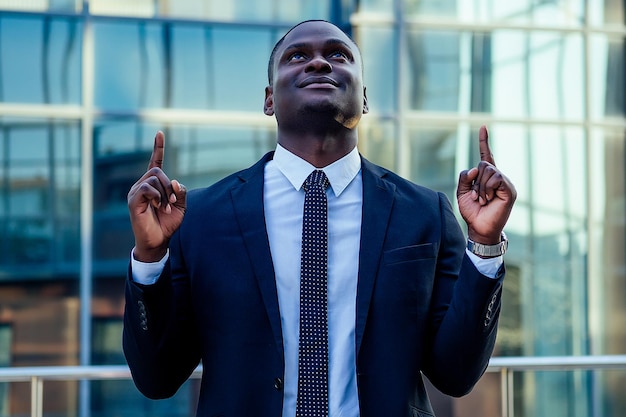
266, 20, 360, 85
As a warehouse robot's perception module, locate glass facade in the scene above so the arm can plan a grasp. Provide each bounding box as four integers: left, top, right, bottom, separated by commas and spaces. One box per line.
0, 0, 623, 416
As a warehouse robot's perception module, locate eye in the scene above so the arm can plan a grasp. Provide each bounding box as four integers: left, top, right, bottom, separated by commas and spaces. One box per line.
330, 50, 349, 60
288, 52, 307, 62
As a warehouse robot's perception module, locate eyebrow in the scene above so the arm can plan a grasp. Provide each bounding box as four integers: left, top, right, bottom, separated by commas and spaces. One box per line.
282, 38, 354, 56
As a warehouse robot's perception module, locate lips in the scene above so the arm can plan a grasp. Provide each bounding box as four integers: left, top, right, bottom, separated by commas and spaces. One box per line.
298, 76, 339, 88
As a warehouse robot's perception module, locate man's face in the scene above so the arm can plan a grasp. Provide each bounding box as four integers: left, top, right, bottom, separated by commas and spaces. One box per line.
264, 21, 368, 129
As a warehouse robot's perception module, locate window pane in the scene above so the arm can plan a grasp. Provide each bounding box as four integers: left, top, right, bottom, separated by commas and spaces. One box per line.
94, 21, 275, 111
402, 0, 585, 25
157, 0, 330, 21
590, 34, 625, 119
356, 26, 397, 114
0, 16, 82, 104
405, 30, 462, 112
0, 118, 81, 273
90, 0, 155, 17
358, 0, 393, 14
589, 0, 625, 25
528, 126, 586, 215
0, 287, 79, 406
407, 126, 459, 200
91, 0, 330, 23
599, 369, 626, 417
91, 377, 200, 417
93, 21, 164, 110
404, 29, 585, 117
404, 0, 457, 18
518, 370, 602, 416
490, 31, 585, 119
170, 26, 272, 111
358, 119, 396, 170
589, 128, 626, 356
0, 0, 81, 12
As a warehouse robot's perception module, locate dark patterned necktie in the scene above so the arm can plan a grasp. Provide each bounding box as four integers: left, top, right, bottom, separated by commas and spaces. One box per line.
296, 169, 330, 417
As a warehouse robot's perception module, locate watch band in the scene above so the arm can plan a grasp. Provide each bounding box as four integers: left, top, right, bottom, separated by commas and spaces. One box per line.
467, 232, 508, 257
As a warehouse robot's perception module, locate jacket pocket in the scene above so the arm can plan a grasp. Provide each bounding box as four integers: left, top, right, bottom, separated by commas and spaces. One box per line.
383, 243, 436, 265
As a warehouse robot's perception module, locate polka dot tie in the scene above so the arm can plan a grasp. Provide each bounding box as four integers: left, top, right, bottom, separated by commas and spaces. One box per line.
296, 170, 330, 417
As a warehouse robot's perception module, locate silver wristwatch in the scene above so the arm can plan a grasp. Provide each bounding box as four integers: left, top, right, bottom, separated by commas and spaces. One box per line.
467, 232, 508, 257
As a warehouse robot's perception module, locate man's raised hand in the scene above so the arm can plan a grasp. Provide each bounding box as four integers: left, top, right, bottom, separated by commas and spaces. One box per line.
127, 131, 187, 262
456, 126, 516, 245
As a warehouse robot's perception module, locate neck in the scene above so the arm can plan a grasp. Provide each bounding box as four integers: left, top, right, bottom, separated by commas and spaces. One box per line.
277, 129, 357, 168
275, 109, 361, 167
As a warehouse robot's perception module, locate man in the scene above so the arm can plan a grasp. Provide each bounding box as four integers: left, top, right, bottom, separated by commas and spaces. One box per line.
123, 20, 516, 417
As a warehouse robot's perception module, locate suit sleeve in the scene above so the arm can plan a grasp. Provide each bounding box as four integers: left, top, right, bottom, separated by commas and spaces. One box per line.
123, 230, 201, 399
421, 192, 504, 397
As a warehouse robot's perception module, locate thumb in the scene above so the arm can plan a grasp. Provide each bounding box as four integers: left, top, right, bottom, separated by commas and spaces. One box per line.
457, 167, 478, 196
170, 180, 187, 208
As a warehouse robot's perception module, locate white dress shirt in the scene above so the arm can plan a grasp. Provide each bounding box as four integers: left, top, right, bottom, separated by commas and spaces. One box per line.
265, 145, 362, 417
131, 144, 502, 417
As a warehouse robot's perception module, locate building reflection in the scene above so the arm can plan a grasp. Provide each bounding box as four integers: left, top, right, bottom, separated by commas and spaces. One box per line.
0, 0, 624, 415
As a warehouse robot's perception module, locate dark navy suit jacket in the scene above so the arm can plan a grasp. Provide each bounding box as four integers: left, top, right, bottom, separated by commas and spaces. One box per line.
123, 152, 504, 417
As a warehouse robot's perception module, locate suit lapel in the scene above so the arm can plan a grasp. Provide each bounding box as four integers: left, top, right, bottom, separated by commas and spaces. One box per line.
355, 158, 396, 355
229, 152, 284, 359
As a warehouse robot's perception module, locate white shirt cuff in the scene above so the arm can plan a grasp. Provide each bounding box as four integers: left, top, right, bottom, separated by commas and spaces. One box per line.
130, 248, 169, 285
465, 249, 502, 279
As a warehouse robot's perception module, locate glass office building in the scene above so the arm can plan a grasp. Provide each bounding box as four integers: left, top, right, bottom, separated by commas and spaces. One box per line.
0, 0, 623, 415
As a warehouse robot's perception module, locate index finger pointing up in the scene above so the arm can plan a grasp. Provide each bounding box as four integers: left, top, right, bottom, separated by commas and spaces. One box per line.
149, 131, 165, 170
479, 125, 495, 166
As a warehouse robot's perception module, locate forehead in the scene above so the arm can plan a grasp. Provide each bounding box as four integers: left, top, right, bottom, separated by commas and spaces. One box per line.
279, 21, 359, 56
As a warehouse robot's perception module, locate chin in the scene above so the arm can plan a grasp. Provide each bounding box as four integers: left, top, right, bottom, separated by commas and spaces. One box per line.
299, 101, 340, 115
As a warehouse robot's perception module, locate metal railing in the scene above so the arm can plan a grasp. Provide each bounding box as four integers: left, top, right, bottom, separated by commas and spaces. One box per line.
488, 355, 626, 417
1, 355, 626, 417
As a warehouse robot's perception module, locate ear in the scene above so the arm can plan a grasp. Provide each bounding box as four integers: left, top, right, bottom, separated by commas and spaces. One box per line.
362, 86, 369, 114
264, 86, 275, 116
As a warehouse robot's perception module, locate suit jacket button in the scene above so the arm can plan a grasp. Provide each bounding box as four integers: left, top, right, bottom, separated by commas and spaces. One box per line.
273, 377, 283, 390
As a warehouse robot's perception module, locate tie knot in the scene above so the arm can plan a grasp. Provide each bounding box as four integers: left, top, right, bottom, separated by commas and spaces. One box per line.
303, 170, 329, 192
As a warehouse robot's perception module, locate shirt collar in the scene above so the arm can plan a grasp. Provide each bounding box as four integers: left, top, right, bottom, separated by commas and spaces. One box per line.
273, 144, 361, 197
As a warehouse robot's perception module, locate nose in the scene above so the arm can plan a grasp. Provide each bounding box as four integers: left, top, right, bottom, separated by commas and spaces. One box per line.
305, 54, 332, 73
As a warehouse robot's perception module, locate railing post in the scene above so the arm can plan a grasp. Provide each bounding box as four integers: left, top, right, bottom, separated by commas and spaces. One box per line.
500, 367, 515, 417
507, 368, 514, 417
30, 376, 43, 417
500, 368, 508, 417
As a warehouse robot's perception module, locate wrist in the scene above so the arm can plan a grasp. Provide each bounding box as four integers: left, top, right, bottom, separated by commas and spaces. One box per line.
133, 245, 168, 263
467, 232, 508, 258
467, 228, 503, 245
